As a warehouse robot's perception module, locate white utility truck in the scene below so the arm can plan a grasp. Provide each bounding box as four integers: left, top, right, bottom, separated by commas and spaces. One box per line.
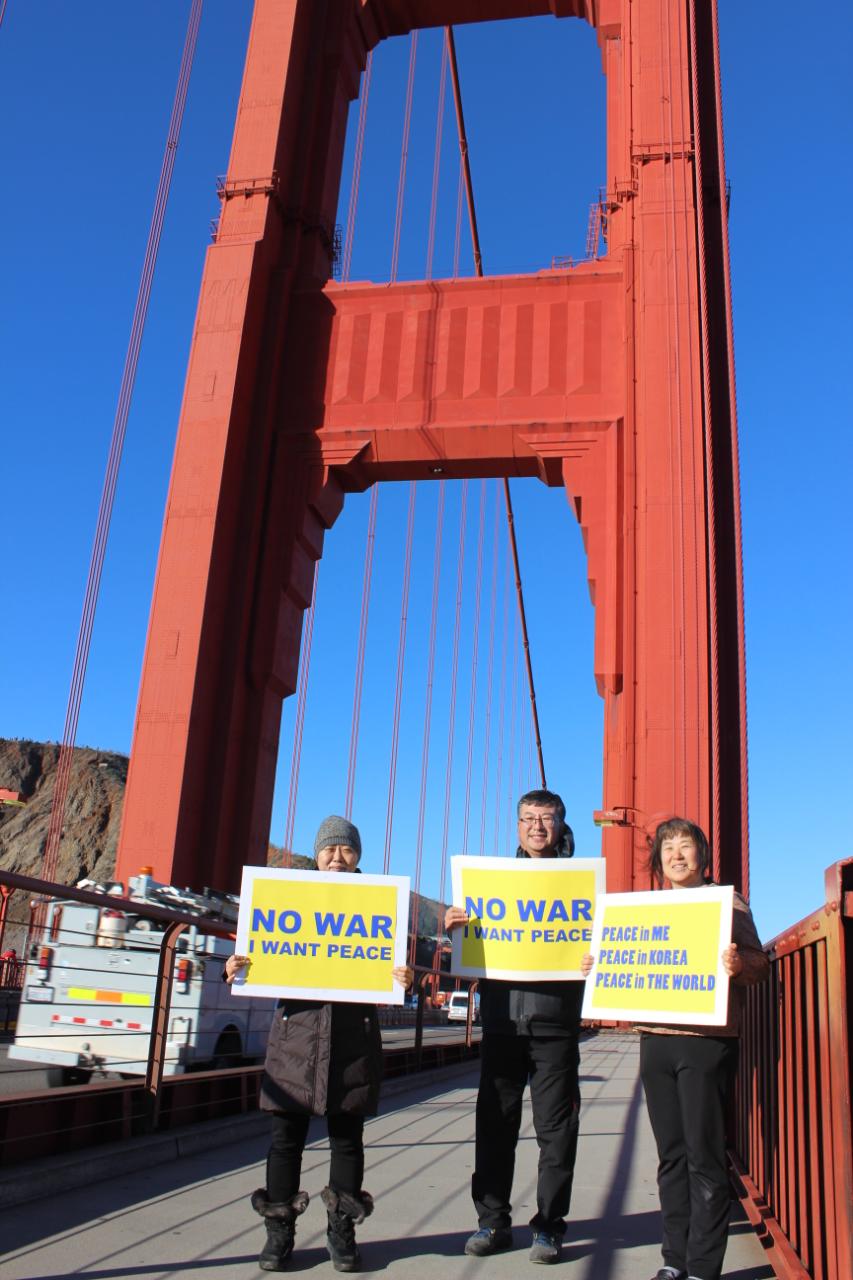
9, 872, 276, 1085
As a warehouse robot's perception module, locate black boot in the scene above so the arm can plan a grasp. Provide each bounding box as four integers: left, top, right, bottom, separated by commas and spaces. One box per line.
320, 1186, 374, 1273
251, 1188, 309, 1271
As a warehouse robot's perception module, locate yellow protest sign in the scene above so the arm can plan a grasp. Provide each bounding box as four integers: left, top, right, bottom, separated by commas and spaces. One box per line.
232, 868, 410, 1004
450, 856, 606, 979
581, 886, 734, 1025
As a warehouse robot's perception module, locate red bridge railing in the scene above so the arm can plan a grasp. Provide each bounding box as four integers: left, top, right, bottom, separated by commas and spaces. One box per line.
732, 858, 853, 1280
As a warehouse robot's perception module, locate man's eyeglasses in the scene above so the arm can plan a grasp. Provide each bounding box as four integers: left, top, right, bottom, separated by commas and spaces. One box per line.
518, 814, 559, 828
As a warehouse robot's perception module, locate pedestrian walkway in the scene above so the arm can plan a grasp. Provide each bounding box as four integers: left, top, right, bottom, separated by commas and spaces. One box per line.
1, 1034, 774, 1280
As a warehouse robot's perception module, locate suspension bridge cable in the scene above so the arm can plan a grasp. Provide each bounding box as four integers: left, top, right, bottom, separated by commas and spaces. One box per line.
341, 51, 373, 283
40, 0, 204, 886
478, 483, 501, 853
425, 36, 449, 280
445, 25, 547, 790
383, 483, 417, 873
452, 164, 464, 279
390, 31, 418, 282
506, 615, 521, 852
344, 486, 379, 819
409, 482, 446, 963
282, 563, 319, 862
503, 481, 547, 788
492, 548, 512, 853
437, 481, 468, 908
461, 479, 487, 852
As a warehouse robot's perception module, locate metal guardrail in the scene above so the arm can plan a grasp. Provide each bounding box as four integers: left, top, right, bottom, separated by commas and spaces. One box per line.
0, 869, 480, 1165
732, 858, 853, 1280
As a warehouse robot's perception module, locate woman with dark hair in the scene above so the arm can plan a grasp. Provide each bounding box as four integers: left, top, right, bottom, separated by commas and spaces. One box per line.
582, 817, 768, 1280
225, 816, 412, 1274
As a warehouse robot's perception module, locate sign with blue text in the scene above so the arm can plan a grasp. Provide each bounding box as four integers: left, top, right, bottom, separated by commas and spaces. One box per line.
581, 886, 734, 1025
231, 868, 410, 1004
450, 856, 606, 980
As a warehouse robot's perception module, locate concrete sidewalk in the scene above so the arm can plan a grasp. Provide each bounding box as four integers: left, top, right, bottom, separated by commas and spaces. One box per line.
1, 1034, 774, 1280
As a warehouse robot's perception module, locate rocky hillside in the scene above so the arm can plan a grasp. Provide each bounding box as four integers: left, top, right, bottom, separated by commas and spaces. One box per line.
0, 737, 444, 941
0, 738, 128, 886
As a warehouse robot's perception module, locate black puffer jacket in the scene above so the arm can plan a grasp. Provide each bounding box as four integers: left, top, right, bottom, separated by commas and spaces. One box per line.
259, 997, 382, 1117
256, 862, 384, 1117
477, 845, 584, 1037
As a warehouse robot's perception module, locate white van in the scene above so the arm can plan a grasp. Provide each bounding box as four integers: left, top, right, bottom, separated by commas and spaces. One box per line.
446, 990, 479, 1023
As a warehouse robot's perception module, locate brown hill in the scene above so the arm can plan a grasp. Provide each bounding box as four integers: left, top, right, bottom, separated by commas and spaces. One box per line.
0, 737, 445, 942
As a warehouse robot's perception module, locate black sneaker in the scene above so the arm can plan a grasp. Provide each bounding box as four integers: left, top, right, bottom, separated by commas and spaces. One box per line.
529, 1230, 560, 1264
652, 1269, 687, 1280
464, 1227, 513, 1256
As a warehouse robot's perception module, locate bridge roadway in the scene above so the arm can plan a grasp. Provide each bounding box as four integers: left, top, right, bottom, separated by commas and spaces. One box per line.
1, 1035, 773, 1280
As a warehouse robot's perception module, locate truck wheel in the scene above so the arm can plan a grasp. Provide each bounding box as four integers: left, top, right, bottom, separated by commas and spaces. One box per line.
211, 1029, 243, 1070
47, 1066, 93, 1087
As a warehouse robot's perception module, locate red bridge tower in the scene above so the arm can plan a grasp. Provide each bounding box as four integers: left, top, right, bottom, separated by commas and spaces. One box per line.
115, 0, 748, 897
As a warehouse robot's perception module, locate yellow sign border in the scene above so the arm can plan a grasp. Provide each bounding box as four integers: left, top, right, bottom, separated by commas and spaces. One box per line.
581, 886, 733, 1025
449, 855, 606, 980
232, 867, 410, 1005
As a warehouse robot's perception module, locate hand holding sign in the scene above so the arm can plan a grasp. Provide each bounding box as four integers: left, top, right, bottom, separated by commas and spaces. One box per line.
445, 906, 468, 932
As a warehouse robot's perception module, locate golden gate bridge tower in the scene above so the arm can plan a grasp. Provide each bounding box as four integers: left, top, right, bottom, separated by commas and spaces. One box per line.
114, 0, 748, 899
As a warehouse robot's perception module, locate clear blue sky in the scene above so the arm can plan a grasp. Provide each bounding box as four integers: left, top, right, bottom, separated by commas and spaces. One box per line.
0, 3, 850, 942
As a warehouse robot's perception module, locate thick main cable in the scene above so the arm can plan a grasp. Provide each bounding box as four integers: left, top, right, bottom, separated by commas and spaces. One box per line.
40, 0, 204, 887
445, 25, 546, 790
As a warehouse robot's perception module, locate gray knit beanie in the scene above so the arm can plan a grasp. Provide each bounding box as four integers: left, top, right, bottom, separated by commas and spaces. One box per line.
314, 815, 362, 859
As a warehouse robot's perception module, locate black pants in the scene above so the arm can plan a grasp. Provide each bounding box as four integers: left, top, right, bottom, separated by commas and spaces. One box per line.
267, 1111, 365, 1203
640, 1033, 739, 1280
472, 1031, 580, 1234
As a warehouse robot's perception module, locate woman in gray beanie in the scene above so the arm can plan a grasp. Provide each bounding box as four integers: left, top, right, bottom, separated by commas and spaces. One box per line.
225, 816, 412, 1273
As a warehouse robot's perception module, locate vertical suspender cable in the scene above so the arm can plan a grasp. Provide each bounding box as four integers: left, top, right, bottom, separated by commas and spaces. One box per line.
445, 25, 547, 790
503, 482, 546, 787
409, 483, 446, 962
40, 0, 204, 887
383, 484, 417, 873
0, 2, 8, 28
505, 619, 521, 852
425, 37, 448, 280
478, 483, 501, 853
282, 564, 319, 862
492, 550, 512, 853
344, 486, 378, 819
347, 33, 417, 821
341, 51, 373, 283
461, 479, 487, 852
390, 32, 418, 283
437, 482, 468, 908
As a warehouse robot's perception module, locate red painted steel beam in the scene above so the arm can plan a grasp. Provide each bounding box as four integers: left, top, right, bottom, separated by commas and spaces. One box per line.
115, 0, 749, 907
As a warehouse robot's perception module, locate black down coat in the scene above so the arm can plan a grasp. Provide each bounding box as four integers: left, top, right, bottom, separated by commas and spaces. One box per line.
259, 997, 383, 1117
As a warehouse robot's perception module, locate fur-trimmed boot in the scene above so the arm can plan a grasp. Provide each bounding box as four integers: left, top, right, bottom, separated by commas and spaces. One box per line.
251, 1188, 309, 1271
320, 1186, 374, 1273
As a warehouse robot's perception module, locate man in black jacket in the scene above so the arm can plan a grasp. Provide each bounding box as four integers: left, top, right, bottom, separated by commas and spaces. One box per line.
445, 788, 582, 1266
